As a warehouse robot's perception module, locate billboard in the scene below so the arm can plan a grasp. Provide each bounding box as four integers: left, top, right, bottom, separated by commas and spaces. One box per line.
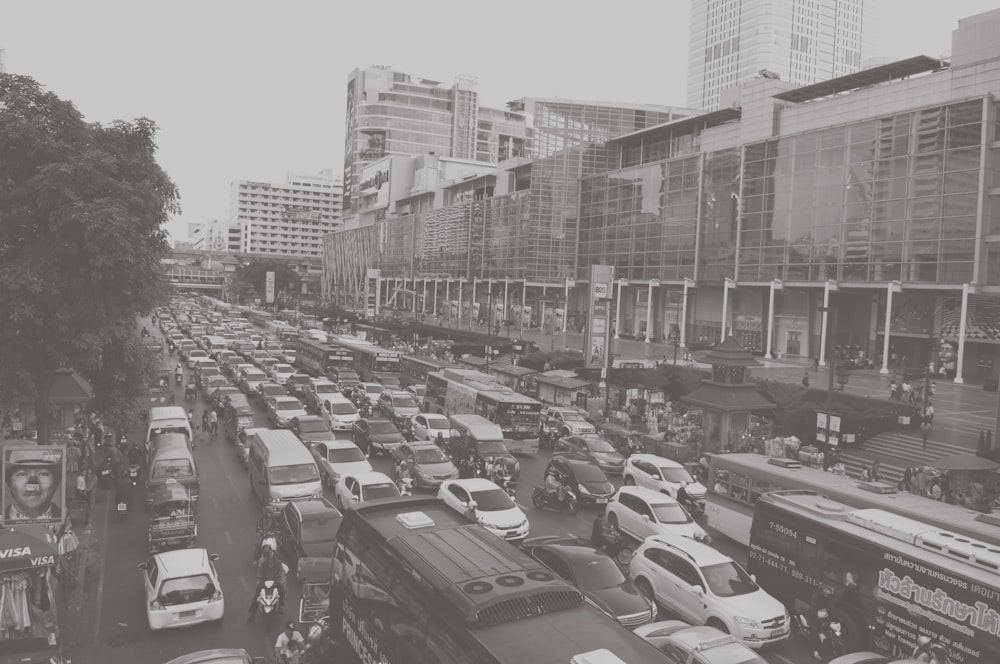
359, 160, 391, 210
2, 446, 66, 526
584, 265, 615, 369
365, 269, 380, 319
265, 271, 275, 305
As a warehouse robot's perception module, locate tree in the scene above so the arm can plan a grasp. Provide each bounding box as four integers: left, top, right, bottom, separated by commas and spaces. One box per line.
231, 260, 301, 305
0, 74, 178, 443
86, 334, 159, 438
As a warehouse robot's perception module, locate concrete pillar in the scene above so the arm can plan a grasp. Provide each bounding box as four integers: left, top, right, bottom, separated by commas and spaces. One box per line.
765, 279, 781, 359
680, 278, 693, 349
955, 282, 972, 384
881, 280, 901, 375
645, 280, 656, 343
445, 280, 451, 321
504, 278, 510, 323
721, 278, 734, 342
432, 280, 438, 316
818, 280, 836, 367
615, 279, 625, 339
521, 282, 527, 337
563, 278, 571, 334
422, 280, 428, 314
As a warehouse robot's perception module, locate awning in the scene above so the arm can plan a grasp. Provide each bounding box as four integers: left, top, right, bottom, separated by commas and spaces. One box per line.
0, 527, 59, 573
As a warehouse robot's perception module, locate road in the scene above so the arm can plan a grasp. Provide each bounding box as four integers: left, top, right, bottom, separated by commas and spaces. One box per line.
71, 327, 815, 663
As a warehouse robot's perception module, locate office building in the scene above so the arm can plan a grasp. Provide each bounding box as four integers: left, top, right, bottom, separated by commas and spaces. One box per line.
688, 0, 875, 111
230, 170, 342, 258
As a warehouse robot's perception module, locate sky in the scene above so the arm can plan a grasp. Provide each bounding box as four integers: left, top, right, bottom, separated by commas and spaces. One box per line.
2, 0, 998, 244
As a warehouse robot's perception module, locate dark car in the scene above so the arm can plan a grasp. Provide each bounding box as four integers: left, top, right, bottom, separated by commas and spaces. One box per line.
277, 498, 342, 573
555, 434, 626, 475
390, 442, 457, 489
451, 433, 520, 481
255, 381, 287, 403
209, 386, 242, 412
162, 649, 263, 664
289, 415, 336, 445
351, 418, 404, 456
520, 535, 656, 628
286, 373, 312, 399
548, 454, 615, 507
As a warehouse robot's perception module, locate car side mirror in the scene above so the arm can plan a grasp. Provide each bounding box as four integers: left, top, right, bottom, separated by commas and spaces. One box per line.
468, 500, 478, 511
641, 514, 650, 522
750, 573, 757, 583
209, 553, 220, 562
693, 586, 704, 596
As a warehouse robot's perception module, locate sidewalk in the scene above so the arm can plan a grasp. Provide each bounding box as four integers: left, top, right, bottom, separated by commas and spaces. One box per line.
62, 485, 102, 657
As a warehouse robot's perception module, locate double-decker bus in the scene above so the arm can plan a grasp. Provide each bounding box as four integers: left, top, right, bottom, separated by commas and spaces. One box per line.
706, 452, 1000, 547
332, 336, 400, 384
296, 337, 352, 379
748, 491, 1000, 661
425, 368, 540, 455
399, 354, 454, 388
331, 497, 666, 664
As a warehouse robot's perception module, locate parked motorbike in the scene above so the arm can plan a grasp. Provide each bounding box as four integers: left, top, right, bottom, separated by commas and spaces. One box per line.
501, 477, 517, 499
789, 611, 811, 643
302, 616, 339, 664
532, 485, 579, 515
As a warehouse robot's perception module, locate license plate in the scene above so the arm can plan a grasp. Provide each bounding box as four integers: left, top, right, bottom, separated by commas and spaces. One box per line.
178, 610, 197, 619
768, 628, 786, 638
595, 498, 608, 504
117, 503, 127, 511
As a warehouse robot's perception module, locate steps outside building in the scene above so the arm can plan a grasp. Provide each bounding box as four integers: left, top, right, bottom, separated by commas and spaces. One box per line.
838, 431, 973, 486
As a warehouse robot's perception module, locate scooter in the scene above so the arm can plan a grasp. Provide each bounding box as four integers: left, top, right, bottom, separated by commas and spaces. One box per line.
255, 579, 282, 620
175, 371, 183, 385
532, 485, 579, 515
815, 610, 845, 661
398, 476, 414, 497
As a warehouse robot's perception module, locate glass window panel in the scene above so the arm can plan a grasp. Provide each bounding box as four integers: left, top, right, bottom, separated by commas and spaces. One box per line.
938, 262, 974, 283
945, 170, 980, 195
819, 148, 845, 168
876, 157, 908, 180
820, 127, 846, 148
912, 152, 944, 175
848, 143, 875, 164
943, 193, 978, 218
745, 143, 767, 162
873, 199, 906, 221
947, 147, 980, 172
909, 196, 941, 219
947, 123, 981, 149
942, 215, 976, 238
939, 239, 975, 262
849, 121, 877, 145
893, 114, 912, 136
892, 135, 910, 157
948, 100, 982, 126
743, 179, 765, 197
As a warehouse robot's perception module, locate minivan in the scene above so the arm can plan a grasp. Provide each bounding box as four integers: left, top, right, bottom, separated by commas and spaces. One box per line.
448, 414, 519, 480
146, 406, 193, 446
146, 433, 199, 503
247, 429, 322, 512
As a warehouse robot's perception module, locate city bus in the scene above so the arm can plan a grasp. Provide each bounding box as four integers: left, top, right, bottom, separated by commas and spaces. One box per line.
249, 310, 274, 329
332, 336, 401, 384
425, 368, 541, 455
296, 337, 352, 379
399, 354, 454, 388
706, 453, 1000, 547
748, 491, 1000, 661
331, 496, 667, 664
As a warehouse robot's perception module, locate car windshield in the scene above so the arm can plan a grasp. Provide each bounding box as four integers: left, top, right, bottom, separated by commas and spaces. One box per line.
392, 396, 418, 408
365, 385, 383, 394
269, 463, 319, 485
470, 488, 514, 511
159, 574, 216, 606
245, 371, 266, 381
316, 385, 339, 394
410, 386, 426, 397
152, 460, 193, 479
328, 447, 366, 463
298, 420, 329, 433
262, 386, 284, 396
274, 365, 293, 373
427, 419, 449, 429
362, 483, 400, 500
413, 447, 449, 464
583, 438, 616, 453
684, 644, 768, 664
700, 561, 758, 597
301, 516, 340, 543
660, 467, 694, 484
651, 502, 692, 524
575, 556, 627, 591
277, 401, 302, 411
330, 402, 357, 415
368, 421, 398, 435
560, 412, 584, 421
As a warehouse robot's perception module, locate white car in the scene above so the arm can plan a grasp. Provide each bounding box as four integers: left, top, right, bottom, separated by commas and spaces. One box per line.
437, 478, 529, 543
138, 548, 224, 630
334, 471, 400, 510
320, 397, 360, 431
238, 367, 268, 396
309, 439, 372, 487
410, 413, 451, 442
305, 379, 341, 412
269, 363, 296, 385
280, 349, 296, 365
633, 621, 770, 664
629, 535, 789, 649
624, 454, 707, 505
606, 486, 709, 543
267, 395, 308, 428
541, 407, 596, 436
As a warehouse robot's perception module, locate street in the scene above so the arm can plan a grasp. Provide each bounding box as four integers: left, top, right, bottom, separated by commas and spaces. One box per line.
72, 332, 818, 663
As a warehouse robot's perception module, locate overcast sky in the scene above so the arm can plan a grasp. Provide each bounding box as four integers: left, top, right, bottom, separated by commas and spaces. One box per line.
2, 0, 998, 243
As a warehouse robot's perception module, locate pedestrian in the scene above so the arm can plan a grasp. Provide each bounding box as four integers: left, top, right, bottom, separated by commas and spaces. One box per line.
210, 409, 218, 436
929, 478, 943, 501
920, 420, 932, 450
871, 460, 881, 483
901, 380, 912, 404
924, 402, 934, 427
201, 409, 210, 432
813, 356, 819, 371
802, 372, 810, 388
901, 466, 913, 492
889, 378, 897, 401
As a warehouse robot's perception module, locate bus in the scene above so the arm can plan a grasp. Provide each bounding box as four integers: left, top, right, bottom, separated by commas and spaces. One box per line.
331, 496, 667, 664
297, 337, 353, 380
332, 336, 400, 384
748, 491, 1000, 662
249, 310, 274, 329
706, 453, 1000, 547
399, 355, 454, 388
425, 368, 540, 455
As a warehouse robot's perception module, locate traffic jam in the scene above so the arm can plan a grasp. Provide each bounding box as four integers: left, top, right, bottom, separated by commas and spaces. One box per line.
119, 293, 982, 664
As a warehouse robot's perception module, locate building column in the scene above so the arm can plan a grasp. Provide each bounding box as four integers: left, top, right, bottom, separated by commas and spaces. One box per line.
503, 278, 510, 323
955, 283, 973, 384
615, 279, 626, 339
432, 280, 438, 316
411, 278, 417, 314
680, 278, 694, 349
881, 280, 901, 375
818, 280, 837, 367
521, 281, 528, 337
563, 277, 573, 334
721, 278, 735, 342
458, 278, 465, 323
765, 279, 782, 359
444, 280, 451, 321
645, 280, 657, 343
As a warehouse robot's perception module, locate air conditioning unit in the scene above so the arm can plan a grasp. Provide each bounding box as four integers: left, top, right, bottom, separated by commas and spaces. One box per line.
767, 457, 801, 469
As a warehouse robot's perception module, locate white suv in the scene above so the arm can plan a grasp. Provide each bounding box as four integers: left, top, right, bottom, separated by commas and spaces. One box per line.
541, 407, 596, 437
628, 535, 788, 649
623, 454, 707, 506
606, 486, 709, 543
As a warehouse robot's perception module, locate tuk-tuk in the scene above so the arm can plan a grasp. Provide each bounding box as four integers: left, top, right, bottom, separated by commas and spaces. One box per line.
149, 479, 196, 553
297, 556, 332, 624
601, 422, 645, 457
143, 365, 175, 419
224, 394, 255, 443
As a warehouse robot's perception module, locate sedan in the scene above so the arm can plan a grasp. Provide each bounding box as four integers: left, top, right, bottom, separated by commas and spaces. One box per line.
266, 395, 308, 428
521, 536, 656, 627
138, 548, 223, 630
319, 397, 359, 431
277, 498, 342, 573
309, 440, 372, 487
185, 349, 209, 366
304, 379, 341, 412
390, 442, 457, 489
200, 375, 229, 400
289, 415, 336, 445
605, 486, 709, 543
333, 471, 400, 510
209, 386, 242, 412
555, 434, 626, 474
254, 381, 287, 403
269, 363, 296, 385
410, 413, 451, 443
634, 621, 769, 664
352, 418, 404, 456
437, 478, 529, 543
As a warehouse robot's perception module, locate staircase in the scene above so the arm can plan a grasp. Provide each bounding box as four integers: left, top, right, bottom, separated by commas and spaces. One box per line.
839, 431, 973, 485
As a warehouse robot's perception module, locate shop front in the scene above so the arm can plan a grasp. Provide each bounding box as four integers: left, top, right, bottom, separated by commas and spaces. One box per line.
2, 369, 93, 443
0, 527, 65, 664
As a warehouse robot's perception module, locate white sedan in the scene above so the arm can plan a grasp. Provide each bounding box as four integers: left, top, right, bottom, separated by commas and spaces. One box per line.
437, 478, 529, 543
269, 363, 296, 385
606, 486, 710, 543
333, 471, 400, 510
138, 548, 224, 630
410, 413, 451, 443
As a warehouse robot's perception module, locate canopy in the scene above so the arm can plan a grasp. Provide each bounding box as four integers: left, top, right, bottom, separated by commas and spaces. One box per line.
0, 527, 59, 572
931, 453, 1000, 472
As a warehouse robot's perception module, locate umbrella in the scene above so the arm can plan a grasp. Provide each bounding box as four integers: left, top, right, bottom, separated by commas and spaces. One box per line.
931, 453, 1000, 472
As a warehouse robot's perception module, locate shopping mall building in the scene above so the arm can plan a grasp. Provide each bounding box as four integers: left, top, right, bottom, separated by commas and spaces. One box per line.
324, 10, 1000, 385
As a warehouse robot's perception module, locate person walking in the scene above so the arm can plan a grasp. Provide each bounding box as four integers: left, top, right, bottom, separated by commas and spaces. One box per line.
920, 419, 932, 450
201, 409, 210, 432
871, 460, 882, 483
924, 402, 934, 427
209, 409, 219, 436
802, 372, 810, 388
889, 378, 898, 401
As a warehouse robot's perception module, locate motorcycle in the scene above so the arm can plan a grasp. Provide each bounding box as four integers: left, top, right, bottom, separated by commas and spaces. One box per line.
500, 477, 517, 499
255, 579, 282, 620
532, 485, 579, 515
539, 426, 560, 451
398, 476, 414, 497
815, 610, 845, 661
302, 616, 339, 664
790, 611, 810, 643
175, 370, 183, 384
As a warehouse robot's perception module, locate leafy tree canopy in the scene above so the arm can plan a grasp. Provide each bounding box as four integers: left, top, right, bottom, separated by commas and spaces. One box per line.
230, 260, 301, 303
0, 73, 178, 442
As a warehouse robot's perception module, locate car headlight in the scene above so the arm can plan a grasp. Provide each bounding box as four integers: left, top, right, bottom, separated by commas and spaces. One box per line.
513, 460, 520, 472
312, 488, 323, 498
577, 484, 591, 495
734, 616, 761, 630
269, 496, 282, 504
418, 471, 432, 480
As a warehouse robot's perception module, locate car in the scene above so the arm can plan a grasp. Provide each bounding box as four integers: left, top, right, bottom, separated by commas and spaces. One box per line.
390, 442, 457, 489
249, 350, 271, 367
237, 367, 269, 396
520, 535, 656, 627
555, 434, 626, 474
339, 377, 361, 398
309, 440, 372, 487
279, 349, 296, 365
269, 363, 296, 385
220, 356, 244, 379
333, 471, 400, 510
623, 454, 708, 506
191, 358, 219, 380
376, 390, 421, 430
547, 454, 614, 506
210, 386, 242, 412
633, 620, 770, 664
350, 382, 385, 410
410, 412, 451, 443
304, 379, 341, 412
231, 363, 256, 384
289, 415, 336, 445
827, 655, 895, 664
137, 548, 224, 630
352, 418, 405, 456
255, 381, 287, 403
541, 406, 596, 437
286, 373, 312, 399
605, 486, 709, 543
277, 498, 342, 573
437, 478, 529, 543
406, 384, 426, 400
199, 375, 229, 400
318, 396, 360, 431
266, 395, 308, 428
629, 535, 789, 649
177, 340, 197, 361
162, 649, 263, 664
184, 349, 210, 366
259, 356, 281, 374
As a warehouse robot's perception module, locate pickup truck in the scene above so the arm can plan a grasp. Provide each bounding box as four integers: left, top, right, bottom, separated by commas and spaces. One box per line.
539, 406, 596, 438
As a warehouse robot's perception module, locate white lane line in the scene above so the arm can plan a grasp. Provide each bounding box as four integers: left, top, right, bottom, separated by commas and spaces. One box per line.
225, 530, 233, 546
92, 494, 112, 645
770, 654, 799, 664
240, 575, 250, 592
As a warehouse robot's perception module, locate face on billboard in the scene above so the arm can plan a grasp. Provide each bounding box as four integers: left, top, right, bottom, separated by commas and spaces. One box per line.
3, 446, 65, 525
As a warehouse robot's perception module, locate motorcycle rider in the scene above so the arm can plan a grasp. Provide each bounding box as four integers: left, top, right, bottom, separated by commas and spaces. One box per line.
396, 459, 413, 493
544, 466, 569, 504
274, 621, 304, 664
808, 585, 836, 661
248, 547, 285, 620
175, 363, 183, 382
434, 431, 446, 449
141, 326, 149, 338
114, 465, 134, 508
911, 636, 949, 664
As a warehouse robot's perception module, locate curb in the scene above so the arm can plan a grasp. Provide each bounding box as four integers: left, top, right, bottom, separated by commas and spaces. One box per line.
63, 486, 100, 656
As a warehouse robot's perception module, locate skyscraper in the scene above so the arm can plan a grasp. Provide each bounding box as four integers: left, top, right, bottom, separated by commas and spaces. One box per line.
687, 0, 875, 110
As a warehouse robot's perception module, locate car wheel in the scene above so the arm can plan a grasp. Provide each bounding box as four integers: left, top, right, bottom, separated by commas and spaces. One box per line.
635, 578, 655, 605
623, 475, 635, 486
707, 618, 729, 634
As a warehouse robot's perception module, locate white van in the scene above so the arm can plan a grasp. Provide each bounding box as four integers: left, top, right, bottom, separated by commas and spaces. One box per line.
205, 335, 229, 358
146, 406, 193, 446
247, 429, 322, 512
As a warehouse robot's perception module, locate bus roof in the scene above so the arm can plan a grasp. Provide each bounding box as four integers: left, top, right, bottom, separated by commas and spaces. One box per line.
402, 354, 454, 369
478, 390, 539, 405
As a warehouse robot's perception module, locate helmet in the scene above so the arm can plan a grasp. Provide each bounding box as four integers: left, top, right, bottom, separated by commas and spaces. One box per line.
916, 636, 933, 648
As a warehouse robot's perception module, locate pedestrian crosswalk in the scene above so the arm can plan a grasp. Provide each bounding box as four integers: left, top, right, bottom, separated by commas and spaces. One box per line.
839, 430, 973, 486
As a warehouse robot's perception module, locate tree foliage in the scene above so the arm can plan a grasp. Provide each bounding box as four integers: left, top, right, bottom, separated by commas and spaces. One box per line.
0, 73, 178, 442
230, 260, 301, 304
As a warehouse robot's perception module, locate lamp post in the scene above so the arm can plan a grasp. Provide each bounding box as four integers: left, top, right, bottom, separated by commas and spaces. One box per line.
819, 304, 846, 408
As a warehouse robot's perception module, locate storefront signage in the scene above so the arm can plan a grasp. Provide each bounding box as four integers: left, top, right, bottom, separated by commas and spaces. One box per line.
360, 162, 391, 210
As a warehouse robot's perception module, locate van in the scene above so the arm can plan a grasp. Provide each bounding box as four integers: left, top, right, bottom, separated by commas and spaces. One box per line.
146, 433, 199, 503
205, 335, 229, 358
146, 406, 193, 446
448, 414, 519, 480
247, 429, 322, 512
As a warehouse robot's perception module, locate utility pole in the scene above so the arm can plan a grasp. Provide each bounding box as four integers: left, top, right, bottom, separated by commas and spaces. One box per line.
820, 305, 839, 408
486, 284, 494, 375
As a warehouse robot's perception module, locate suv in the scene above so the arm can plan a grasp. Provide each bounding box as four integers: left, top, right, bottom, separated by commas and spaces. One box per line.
376, 390, 421, 430
541, 407, 596, 437
605, 486, 709, 543
623, 454, 707, 507
304, 379, 341, 413
629, 535, 789, 649
546, 454, 612, 507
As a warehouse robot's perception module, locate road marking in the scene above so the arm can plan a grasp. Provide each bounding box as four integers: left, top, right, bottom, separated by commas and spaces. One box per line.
225, 530, 233, 545
770, 654, 799, 664
92, 493, 112, 645
240, 575, 250, 592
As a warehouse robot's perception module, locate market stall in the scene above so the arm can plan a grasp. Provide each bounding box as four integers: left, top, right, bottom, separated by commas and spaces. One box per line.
0, 526, 65, 664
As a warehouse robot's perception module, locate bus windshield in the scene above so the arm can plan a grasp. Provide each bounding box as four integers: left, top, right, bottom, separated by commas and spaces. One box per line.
374, 357, 399, 372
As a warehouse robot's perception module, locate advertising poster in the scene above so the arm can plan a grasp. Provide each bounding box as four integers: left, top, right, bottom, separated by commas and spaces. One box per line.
2, 446, 66, 525
584, 265, 614, 370
365, 269, 380, 319
265, 271, 276, 305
